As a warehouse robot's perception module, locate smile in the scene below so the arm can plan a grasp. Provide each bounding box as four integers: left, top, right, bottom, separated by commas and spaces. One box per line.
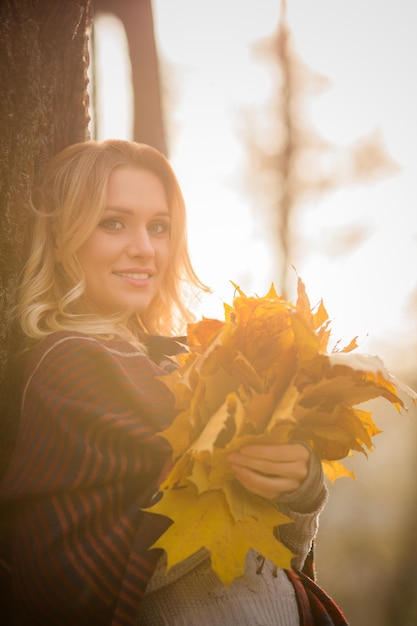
113, 271, 152, 280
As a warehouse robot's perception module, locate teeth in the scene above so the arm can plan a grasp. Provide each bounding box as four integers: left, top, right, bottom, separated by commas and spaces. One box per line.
116, 272, 150, 280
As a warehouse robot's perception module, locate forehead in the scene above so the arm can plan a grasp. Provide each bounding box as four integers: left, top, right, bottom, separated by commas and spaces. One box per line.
106, 166, 168, 208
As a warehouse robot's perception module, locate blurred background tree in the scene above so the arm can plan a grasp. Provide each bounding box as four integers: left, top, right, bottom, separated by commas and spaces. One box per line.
92, 0, 167, 153
240, 0, 398, 294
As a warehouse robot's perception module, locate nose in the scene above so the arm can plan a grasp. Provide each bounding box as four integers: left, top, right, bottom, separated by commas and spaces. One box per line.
127, 227, 155, 259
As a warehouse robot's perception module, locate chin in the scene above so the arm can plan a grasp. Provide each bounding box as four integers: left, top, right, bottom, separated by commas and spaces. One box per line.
129, 300, 153, 314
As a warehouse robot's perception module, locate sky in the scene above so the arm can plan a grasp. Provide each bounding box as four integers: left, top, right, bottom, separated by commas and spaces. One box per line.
93, 0, 417, 382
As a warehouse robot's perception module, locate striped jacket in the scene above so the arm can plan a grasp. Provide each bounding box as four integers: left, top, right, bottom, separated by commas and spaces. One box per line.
0, 332, 179, 625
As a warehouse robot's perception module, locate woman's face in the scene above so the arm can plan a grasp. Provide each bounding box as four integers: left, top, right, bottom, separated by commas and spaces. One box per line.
76, 166, 171, 317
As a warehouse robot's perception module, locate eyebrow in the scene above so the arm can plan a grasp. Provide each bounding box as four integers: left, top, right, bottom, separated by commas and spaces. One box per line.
103, 206, 171, 217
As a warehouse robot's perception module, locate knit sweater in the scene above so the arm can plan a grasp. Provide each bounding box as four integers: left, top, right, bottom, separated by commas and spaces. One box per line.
136, 447, 329, 625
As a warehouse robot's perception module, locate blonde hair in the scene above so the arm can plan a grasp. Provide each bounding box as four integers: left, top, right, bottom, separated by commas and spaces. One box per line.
17, 139, 208, 346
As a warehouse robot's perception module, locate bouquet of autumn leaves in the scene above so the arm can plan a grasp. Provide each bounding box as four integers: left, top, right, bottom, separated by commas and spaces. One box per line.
147, 278, 416, 584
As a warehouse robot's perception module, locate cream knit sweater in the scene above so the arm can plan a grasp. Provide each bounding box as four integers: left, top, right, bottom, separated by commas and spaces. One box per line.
137, 450, 327, 625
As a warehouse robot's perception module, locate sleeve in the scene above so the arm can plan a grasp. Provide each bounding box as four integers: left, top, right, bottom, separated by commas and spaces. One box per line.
276, 445, 328, 571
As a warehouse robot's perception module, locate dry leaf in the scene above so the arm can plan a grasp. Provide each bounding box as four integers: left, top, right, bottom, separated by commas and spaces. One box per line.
147, 483, 293, 584
148, 278, 417, 584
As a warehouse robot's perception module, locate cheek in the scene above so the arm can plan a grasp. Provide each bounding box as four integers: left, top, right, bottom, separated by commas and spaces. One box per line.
77, 233, 114, 270
158, 241, 171, 272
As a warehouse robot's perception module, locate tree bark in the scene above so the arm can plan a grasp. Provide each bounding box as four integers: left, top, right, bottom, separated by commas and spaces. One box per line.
0, 0, 92, 479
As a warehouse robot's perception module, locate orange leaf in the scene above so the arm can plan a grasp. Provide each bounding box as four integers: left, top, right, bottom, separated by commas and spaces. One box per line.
153, 277, 417, 581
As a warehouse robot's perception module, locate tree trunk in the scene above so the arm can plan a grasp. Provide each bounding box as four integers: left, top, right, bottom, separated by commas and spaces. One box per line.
93, 0, 167, 154
0, 0, 92, 479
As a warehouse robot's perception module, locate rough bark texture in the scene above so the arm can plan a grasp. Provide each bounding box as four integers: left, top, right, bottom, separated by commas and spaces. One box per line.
0, 0, 92, 479
94, 0, 168, 154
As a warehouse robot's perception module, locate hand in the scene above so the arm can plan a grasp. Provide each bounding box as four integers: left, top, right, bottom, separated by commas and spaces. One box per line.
228, 443, 310, 500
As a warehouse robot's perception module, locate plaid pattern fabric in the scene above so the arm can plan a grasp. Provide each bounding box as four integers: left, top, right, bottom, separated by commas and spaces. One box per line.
302, 545, 316, 581
286, 569, 349, 625
0, 332, 178, 625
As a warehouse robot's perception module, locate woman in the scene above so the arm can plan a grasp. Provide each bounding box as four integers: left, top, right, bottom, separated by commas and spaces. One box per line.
0, 139, 347, 625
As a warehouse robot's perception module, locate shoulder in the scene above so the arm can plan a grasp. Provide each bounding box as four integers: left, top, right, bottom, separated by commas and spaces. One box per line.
26, 331, 145, 372
22, 332, 152, 400
27, 332, 188, 365
20, 332, 177, 431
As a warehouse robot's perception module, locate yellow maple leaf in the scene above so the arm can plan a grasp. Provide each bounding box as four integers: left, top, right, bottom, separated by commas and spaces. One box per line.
147, 483, 293, 584
321, 459, 355, 483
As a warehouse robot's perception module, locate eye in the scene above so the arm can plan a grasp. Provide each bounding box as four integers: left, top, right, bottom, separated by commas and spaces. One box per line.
98, 218, 124, 231
148, 220, 171, 235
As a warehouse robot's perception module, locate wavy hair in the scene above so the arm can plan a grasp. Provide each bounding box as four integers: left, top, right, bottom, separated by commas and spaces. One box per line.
17, 139, 208, 345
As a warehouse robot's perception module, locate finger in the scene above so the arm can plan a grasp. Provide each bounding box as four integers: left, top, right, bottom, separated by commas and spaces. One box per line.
228, 444, 310, 480
238, 443, 310, 463
229, 454, 308, 481
230, 464, 301, 500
